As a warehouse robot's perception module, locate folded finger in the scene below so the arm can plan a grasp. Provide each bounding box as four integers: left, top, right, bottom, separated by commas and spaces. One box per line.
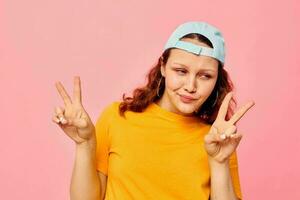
205, 132, 225, 144
54, 106, 67, 124
52, 115, 60, 124
215, 126, 236, 142
230, 132, 243, 140
224, 125, 237, 137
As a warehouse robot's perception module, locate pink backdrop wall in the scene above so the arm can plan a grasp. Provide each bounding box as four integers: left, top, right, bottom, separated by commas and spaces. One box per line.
1, 0, 299, 199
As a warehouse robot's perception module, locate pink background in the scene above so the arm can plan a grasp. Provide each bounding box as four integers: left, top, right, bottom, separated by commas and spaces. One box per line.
1, 0, 299, 199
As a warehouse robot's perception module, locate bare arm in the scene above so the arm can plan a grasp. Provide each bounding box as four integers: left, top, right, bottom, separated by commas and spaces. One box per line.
53, 77, 108, 200
97, 171, 107, 200
204, 92, 254, 200
70, 139, 102, 200
208, 157, 239, 200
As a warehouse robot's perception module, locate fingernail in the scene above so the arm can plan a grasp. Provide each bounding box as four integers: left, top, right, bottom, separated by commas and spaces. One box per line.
220, 134, 226, 140
59, 117, 67, 124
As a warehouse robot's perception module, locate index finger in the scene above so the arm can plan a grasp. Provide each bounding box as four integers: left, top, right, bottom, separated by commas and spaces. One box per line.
228, 101, 255, 125
55, 81, 72, 105
216, 91, 234, 121
73, 76, 82, 104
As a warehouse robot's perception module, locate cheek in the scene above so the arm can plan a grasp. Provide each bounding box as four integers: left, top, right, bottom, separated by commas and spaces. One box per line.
165, 75, 183, 91
197, 80, 217, 96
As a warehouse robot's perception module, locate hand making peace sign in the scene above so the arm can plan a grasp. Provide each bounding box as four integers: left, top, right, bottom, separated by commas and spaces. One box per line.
204, 92, 255, 163
52, 76, 96, 146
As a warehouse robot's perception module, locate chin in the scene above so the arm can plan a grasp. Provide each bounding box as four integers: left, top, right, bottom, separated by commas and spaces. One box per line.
175, 100, 198, 115
180, 106, 197, 114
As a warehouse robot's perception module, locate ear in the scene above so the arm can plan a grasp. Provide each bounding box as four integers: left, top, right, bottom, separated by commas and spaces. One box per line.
160, 56, 166, 77
160, 66, 166, 77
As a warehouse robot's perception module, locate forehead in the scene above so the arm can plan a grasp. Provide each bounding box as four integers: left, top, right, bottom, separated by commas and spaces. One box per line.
168, 48, 219, 72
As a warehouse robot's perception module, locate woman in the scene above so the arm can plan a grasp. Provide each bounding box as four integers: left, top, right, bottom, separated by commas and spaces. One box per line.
53, 21, 255, 200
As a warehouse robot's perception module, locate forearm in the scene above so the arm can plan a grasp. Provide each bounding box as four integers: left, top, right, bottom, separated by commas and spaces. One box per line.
70, 139, 101, 200
208, 157, 238, 200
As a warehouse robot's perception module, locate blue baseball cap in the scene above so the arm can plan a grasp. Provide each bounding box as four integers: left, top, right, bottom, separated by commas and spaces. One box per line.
163, 21, 226, 65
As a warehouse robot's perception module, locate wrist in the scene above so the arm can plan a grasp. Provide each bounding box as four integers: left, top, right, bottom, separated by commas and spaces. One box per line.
76, 138, 96, 152
208, 155, 229, 166
208, 158, 230, 175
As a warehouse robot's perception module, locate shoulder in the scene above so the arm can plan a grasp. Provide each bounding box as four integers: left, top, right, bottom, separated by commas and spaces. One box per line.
100, 101, 122, 114
96, 101, 122, 123
103, 101, 121, 112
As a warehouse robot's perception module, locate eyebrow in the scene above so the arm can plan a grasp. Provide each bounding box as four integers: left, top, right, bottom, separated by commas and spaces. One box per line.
172, 62, 217, 73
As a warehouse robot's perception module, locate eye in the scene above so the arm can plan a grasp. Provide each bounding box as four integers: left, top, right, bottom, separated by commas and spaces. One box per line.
199, 74, 212, 79
175, 68, 187, 75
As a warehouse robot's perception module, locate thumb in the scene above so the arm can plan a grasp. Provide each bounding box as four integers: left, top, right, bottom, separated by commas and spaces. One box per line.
67, 118, 88, 129
205, 126, 225, 144
204, 132, 225, 144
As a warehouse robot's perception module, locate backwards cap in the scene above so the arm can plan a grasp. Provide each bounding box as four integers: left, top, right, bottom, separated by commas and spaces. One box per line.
163, 21, 226, 65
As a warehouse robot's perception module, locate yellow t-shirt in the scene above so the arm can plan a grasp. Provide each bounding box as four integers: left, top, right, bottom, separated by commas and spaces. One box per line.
95, 101, 242, 200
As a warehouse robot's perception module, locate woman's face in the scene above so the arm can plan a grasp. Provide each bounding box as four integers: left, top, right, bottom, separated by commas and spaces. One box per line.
158, 38, 219, 116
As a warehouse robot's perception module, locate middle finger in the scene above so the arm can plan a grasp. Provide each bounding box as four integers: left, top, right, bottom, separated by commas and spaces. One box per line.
73, 76, 82, 104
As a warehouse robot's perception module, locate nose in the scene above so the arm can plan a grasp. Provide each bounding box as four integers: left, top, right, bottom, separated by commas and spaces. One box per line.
183, 75, 197, 93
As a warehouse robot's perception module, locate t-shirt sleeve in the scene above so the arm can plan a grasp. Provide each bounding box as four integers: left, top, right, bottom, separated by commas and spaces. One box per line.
95, 102, 117, 175
229, 150, 243, 200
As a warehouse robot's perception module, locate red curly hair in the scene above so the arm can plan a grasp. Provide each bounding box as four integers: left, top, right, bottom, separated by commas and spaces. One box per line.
118, 33, 237, 124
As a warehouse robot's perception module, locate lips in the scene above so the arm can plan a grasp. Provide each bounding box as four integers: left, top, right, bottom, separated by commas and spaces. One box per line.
179, 94, 196, 100
178, 94, 197, 103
